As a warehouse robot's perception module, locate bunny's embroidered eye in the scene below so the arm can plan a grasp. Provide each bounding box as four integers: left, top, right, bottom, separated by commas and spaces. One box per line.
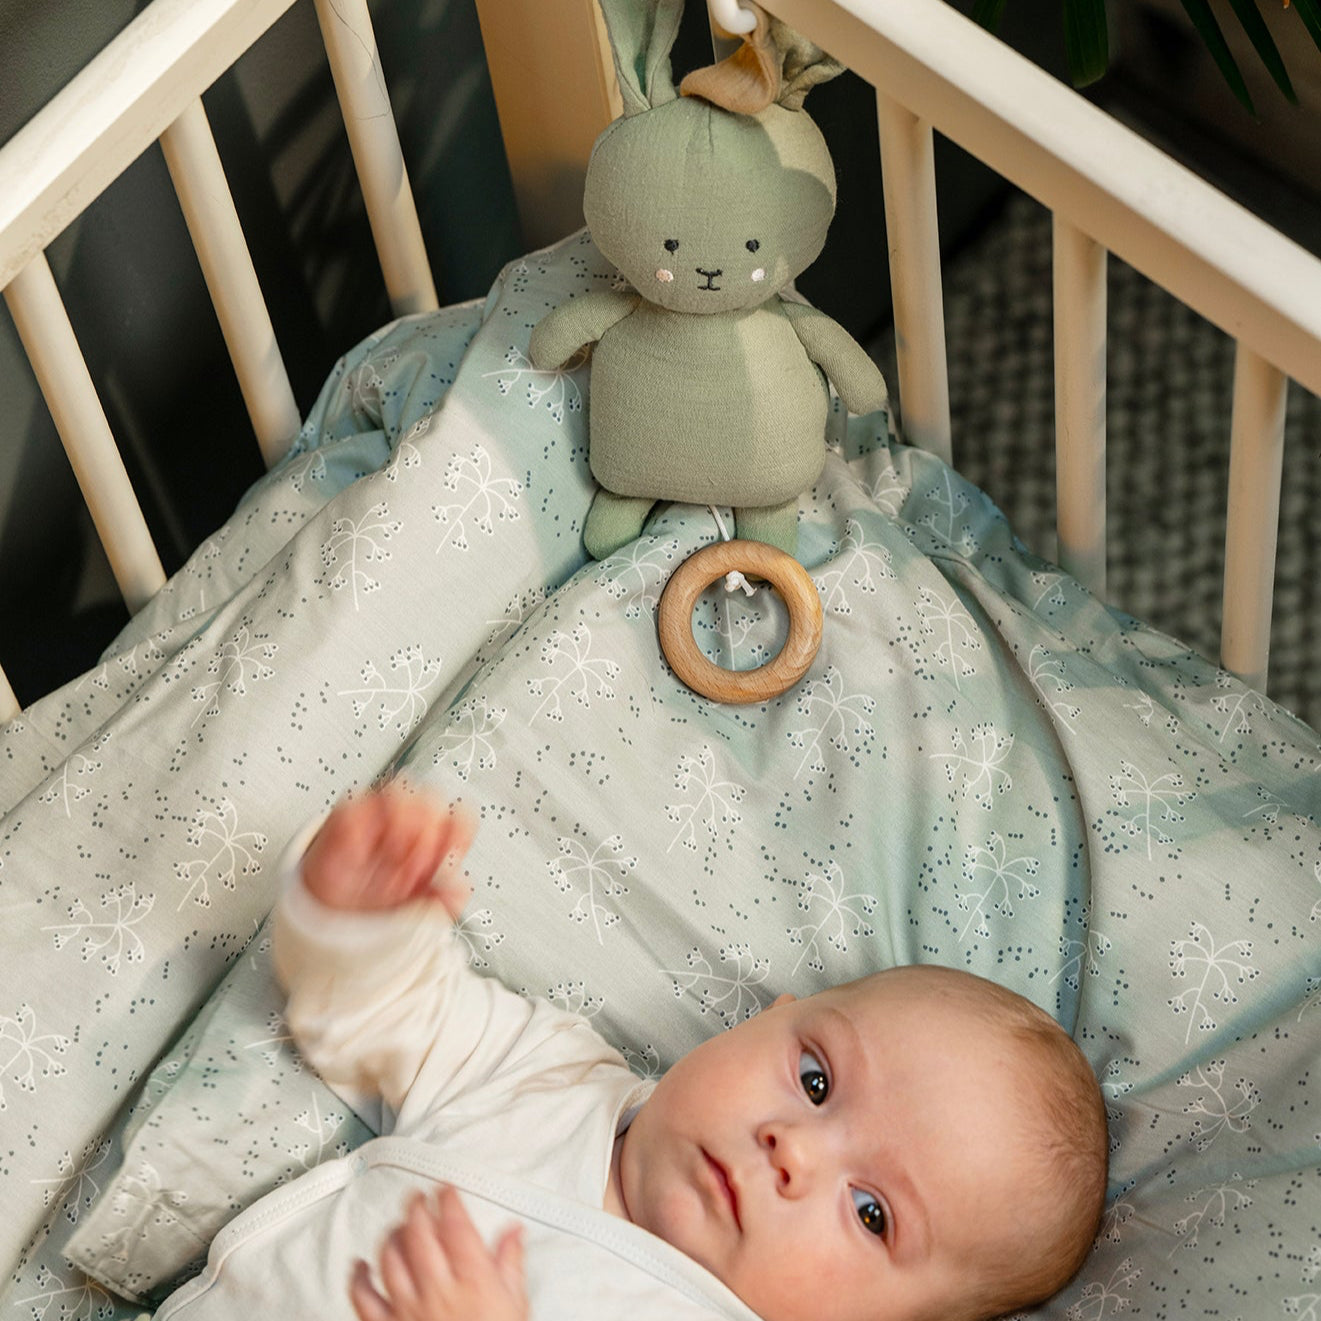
746, 239, 760, 252
664, 239, 680, 252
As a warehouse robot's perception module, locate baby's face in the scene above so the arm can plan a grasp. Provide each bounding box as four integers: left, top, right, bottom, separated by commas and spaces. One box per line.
617, 969, 1044, 1321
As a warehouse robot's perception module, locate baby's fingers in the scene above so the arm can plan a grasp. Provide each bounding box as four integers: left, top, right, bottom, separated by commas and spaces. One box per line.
378, 1230, 424, 1315
493, 1223, 527, 1301
429, 1184, 493, 1277
349, 1260, 394, 1321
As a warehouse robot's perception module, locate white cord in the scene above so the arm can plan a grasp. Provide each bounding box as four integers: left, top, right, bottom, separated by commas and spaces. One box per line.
708, 506, 757, 595
708, 0, 757, 34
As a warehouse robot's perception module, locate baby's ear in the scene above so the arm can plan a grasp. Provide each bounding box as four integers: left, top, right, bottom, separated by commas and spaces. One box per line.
771, 992, 797, 1009
595, 0, 684, 116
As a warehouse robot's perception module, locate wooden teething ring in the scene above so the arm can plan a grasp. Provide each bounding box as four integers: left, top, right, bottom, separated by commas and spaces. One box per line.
658, 539, 823, 704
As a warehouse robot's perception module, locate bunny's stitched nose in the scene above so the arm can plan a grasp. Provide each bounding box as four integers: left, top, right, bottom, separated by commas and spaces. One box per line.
696, 268, 723, 291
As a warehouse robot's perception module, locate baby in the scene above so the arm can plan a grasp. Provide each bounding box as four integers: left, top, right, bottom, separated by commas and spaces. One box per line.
152, 784, 1108, 1321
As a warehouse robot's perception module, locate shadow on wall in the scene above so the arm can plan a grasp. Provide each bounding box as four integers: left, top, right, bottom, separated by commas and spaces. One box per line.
0, 0, 522, 707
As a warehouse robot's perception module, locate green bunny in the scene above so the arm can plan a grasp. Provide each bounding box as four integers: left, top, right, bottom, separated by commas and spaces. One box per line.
528, 0, 888, 560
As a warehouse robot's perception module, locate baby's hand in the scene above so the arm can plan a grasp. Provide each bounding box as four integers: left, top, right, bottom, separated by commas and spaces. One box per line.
350, 1187, 527, 1321
301, 784, 475, 917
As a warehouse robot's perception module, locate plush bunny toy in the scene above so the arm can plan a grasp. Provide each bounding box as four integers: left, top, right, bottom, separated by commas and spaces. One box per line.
528, 0, 888, 560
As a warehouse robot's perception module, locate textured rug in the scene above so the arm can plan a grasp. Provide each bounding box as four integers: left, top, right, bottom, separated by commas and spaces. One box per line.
870, 189, 1321, 732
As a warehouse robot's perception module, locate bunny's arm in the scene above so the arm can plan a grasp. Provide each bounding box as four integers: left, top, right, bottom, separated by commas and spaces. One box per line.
527, 290, 640, 370
781, 301, 889, 416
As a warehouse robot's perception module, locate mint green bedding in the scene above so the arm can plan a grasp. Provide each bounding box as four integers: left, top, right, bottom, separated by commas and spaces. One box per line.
3, 231, 1318, 1321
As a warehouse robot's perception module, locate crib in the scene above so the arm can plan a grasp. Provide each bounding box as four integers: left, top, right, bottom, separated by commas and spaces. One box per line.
2, 1, 1319, 1318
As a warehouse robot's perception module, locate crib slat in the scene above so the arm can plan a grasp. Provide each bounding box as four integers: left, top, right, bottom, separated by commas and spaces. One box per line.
1220, 344, 1287, 692
0, 663, 18, 724
875, 91, 952, 465
1052, 215, 1108, 597
3, 255, 166, 612
311, 0, 438, 319
159, 99, 301, 468
474, 0, 621, 250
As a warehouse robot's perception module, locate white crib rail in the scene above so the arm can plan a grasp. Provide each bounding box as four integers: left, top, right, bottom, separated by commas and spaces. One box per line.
159, 97, 303, 467
1052, 216, 1108, 599
312, 0, 438, 317
875, 92, 952, 466
767, 0, 1321, 694
0, 0, 436, 721
5, 256, 167, 613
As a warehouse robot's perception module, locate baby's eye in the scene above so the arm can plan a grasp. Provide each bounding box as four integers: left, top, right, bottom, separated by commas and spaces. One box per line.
664, 238, 680, 252
852, 1188, 888, 1237
746, 239, 760, 252
799, 1049, 829, 1105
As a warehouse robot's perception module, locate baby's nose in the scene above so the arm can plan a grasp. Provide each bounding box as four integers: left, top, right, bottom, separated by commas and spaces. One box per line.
758, 1122, 813, 1195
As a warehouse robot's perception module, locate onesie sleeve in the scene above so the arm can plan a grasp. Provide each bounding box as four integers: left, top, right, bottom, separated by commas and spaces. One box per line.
271, 825, 549, 1121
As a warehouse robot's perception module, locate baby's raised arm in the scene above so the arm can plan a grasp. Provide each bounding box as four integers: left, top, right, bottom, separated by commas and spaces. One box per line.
301, 784, 474, 917
273, 783, 490, 1110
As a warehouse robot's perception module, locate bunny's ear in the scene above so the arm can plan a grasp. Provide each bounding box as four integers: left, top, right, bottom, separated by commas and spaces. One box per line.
679, 3, 843, 114
595, 0, 684, 116
773, 18, 844, 110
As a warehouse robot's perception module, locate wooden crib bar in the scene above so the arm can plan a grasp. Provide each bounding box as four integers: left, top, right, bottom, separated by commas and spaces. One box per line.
0, 665, 16, 722
1052, 217, 1108, 599
312, 0, 438, 318
4, 255, 168, 613
159, 98, 302, 466
473, 0, 624, 252
874, 92, 952, 466
1222, 348, 1288, 691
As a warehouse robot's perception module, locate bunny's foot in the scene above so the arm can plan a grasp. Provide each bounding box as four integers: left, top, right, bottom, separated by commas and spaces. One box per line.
733, 500, 798, 557
584, 489, 657, 559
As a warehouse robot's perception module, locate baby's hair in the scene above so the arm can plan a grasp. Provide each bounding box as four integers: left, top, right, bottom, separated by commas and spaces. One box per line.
975, 994, 1108, 1317
862, 966, 1109, 1321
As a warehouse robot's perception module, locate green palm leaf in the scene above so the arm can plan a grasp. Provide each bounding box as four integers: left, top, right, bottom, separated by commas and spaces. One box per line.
1177, 0, 1256, 113
1295, 0, 1321, 52
1225, 0, 1297, 102
1062, 0, 1109, 85
969, 0, 1008, 29
964, 0, 1319, 110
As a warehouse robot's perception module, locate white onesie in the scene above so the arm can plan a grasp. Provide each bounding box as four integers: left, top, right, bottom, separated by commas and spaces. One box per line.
151, 837, 761, 1321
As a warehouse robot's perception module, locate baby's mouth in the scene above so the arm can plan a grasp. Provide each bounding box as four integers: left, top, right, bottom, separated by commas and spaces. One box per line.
702, 1149, 741, 1229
